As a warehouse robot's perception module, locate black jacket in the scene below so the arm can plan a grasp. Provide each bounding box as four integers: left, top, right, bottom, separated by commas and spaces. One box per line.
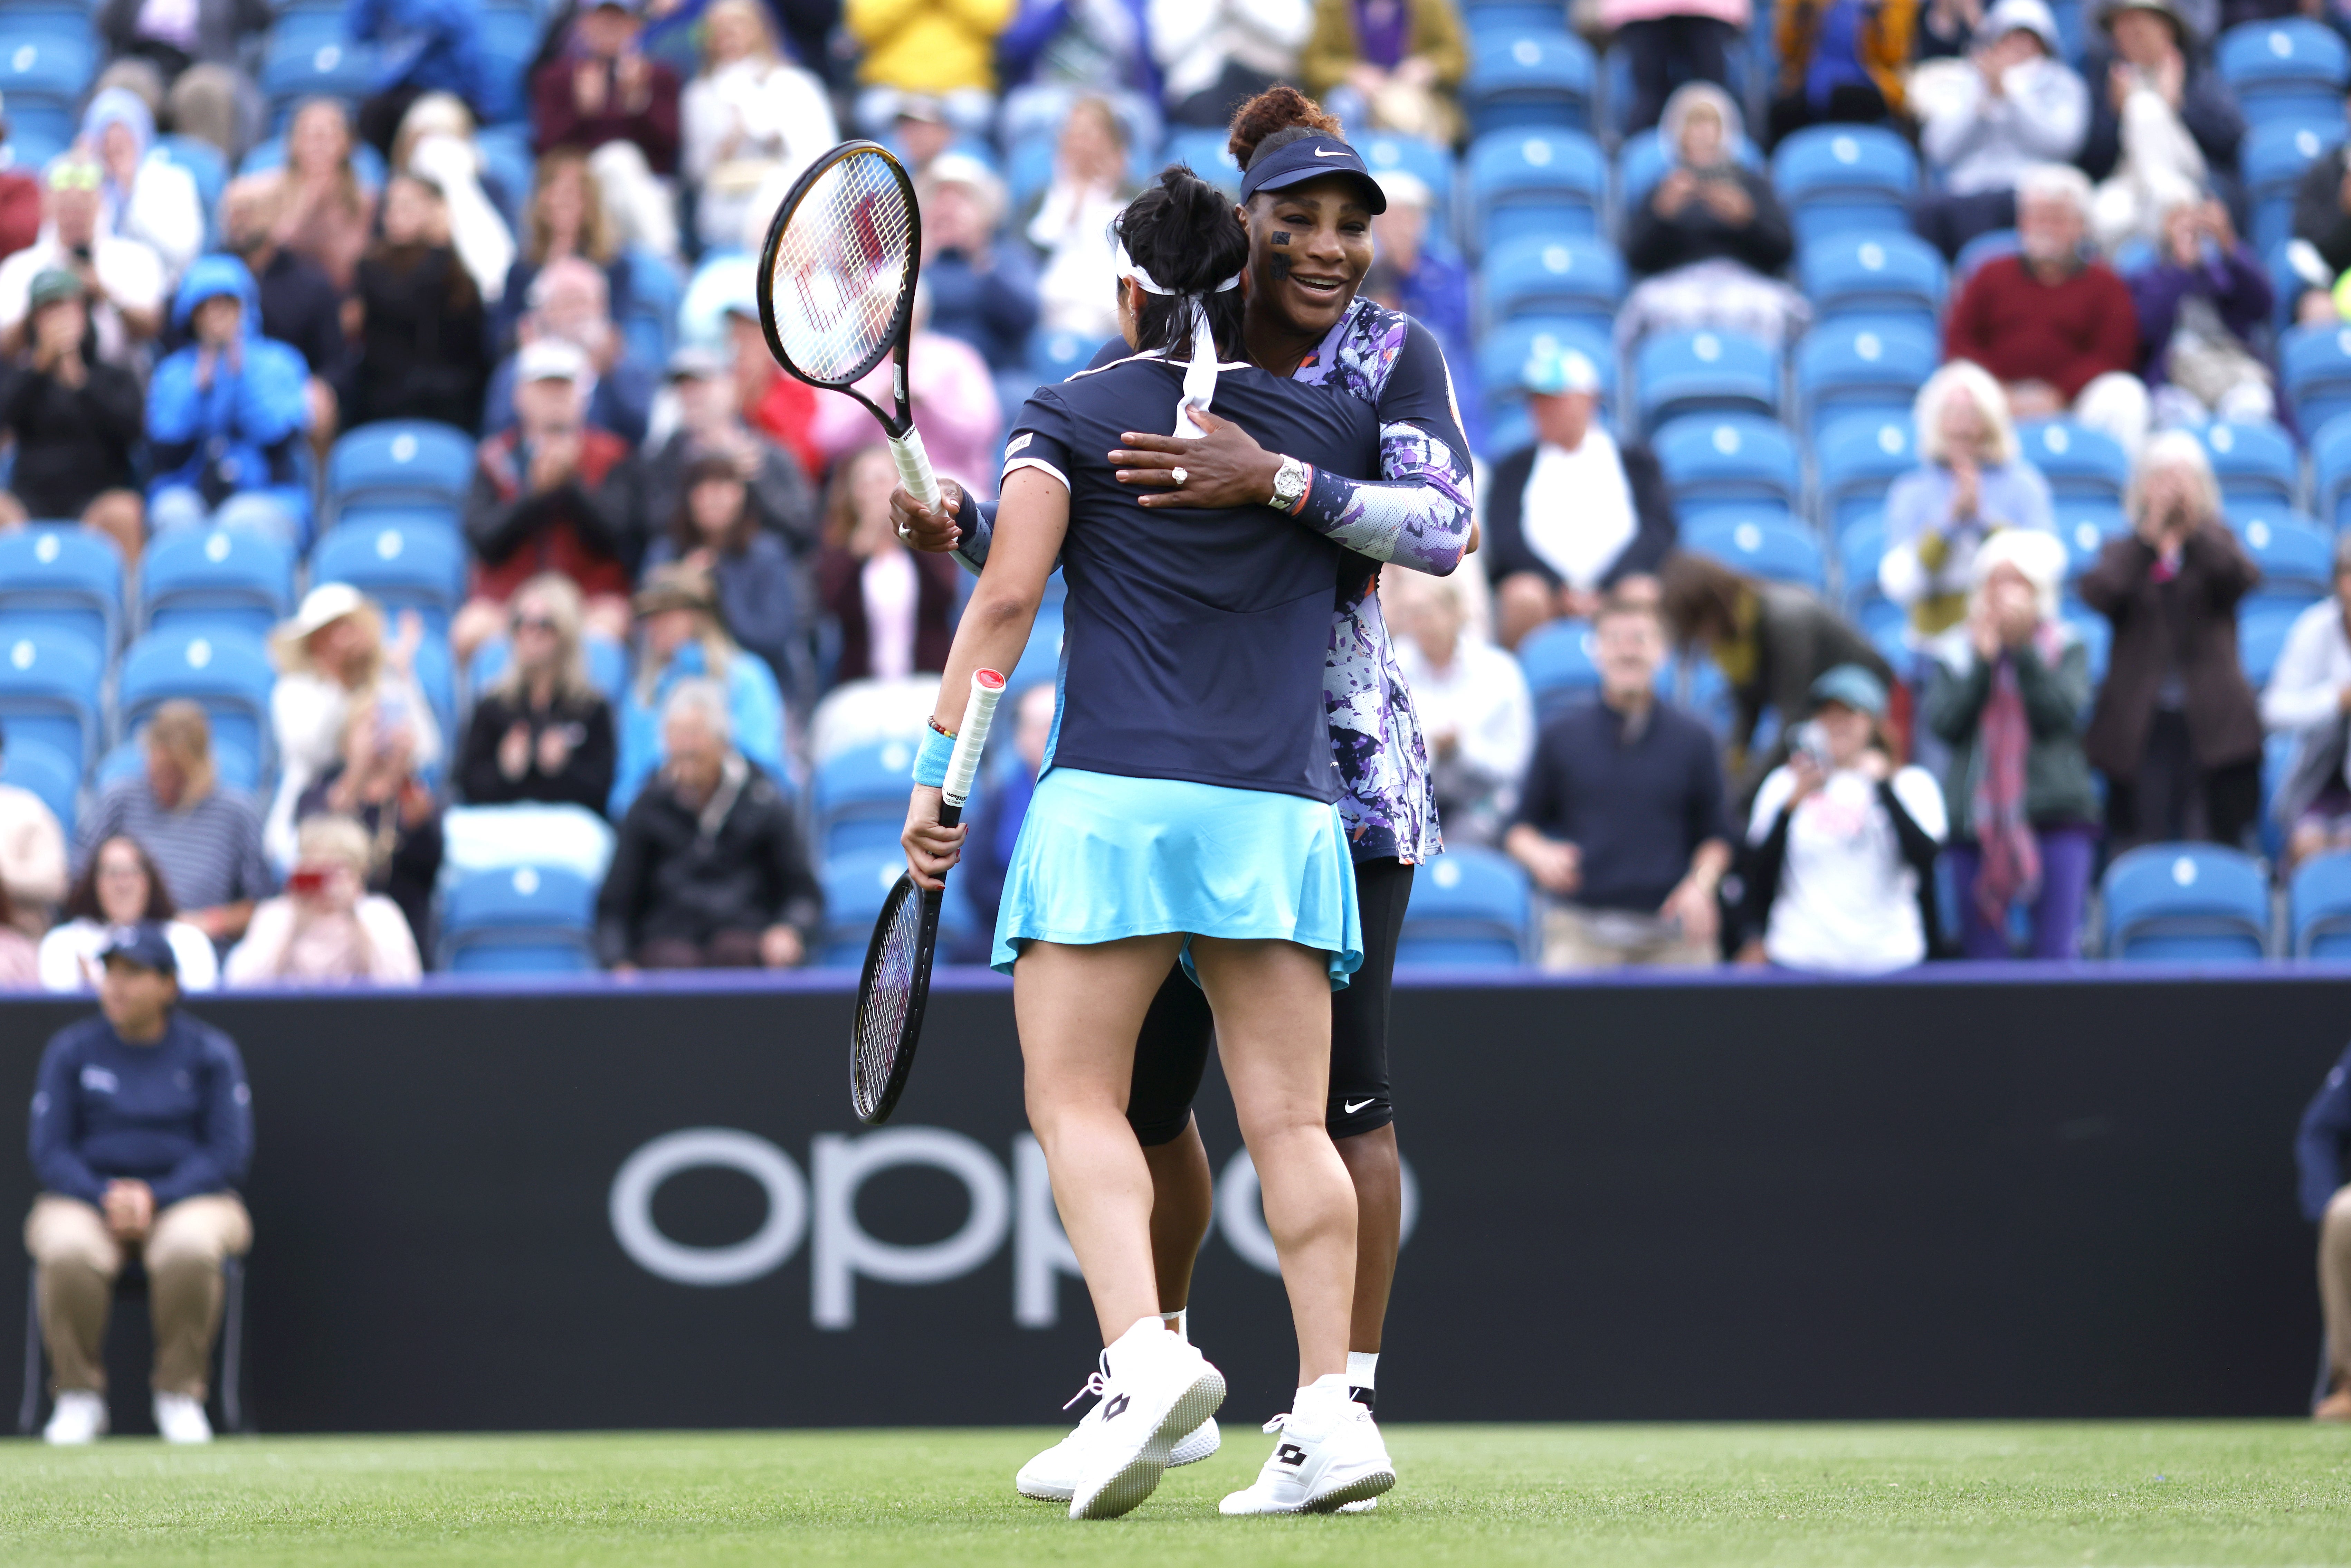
595, 757, 822, 962
350, 242, 489, 430
292, 766, 447, 957
0, 357, 143, 517
458, 686, 618, 815
2294, 144, 2351, 280
605, 430, 821, 573
1622, 165, 1794, 278
1482, 438, 1677, 591
253, 246, 348, 380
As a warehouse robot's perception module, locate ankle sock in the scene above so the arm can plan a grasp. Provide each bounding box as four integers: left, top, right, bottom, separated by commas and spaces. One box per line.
1346, 1350, 1378, 1412
1161, 1307, 1189, 1342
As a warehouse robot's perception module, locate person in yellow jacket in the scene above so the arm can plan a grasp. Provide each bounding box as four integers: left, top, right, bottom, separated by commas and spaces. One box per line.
1768, 0, 1919, 149
1297, 0, 1468, 145
847, 0, 1016, 137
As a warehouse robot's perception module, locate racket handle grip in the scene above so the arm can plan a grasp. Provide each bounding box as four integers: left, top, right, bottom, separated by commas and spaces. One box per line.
890, 426, 941, 509
943, 668, 1007, 811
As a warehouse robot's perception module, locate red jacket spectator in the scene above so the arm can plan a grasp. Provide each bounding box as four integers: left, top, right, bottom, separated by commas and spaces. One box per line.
1943, 253, 2139, 403
0, 168, 41, 262
531, 34, 682, 174
466, 424, 635, 604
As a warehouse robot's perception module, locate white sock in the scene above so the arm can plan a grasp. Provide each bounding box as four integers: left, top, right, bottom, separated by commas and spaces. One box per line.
1161, 1308, 1188, 1342
1347, 1351, 1378, 1390
1295, 1372, 1352, 1422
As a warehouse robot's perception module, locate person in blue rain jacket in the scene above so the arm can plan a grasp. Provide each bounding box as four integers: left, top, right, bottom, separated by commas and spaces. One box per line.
145, 254, 313, 546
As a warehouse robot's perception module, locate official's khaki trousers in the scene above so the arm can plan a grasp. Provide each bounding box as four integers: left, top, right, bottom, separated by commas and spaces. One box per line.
2324, 1186, 2351, 1395
24, 1193, 251, 1399
1540, 905, 1716, 970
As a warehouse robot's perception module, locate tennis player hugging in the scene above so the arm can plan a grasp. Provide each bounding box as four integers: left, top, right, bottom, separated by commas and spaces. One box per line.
900, 166, 1397, 1520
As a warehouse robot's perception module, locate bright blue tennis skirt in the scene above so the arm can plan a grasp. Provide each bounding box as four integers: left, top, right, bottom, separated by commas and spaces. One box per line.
992, 768, 1364, 987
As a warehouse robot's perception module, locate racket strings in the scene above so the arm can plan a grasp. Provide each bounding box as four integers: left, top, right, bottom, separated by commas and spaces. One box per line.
769, 152, 913, 384
853, 884, 927, 1113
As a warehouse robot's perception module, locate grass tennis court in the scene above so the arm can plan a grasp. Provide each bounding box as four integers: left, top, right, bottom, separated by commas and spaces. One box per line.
2, 1422, 2346, 1566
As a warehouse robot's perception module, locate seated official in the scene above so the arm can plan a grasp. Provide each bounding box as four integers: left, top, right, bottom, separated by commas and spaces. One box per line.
27, 924, 253, 1445
2297, 1040, 2351, 1421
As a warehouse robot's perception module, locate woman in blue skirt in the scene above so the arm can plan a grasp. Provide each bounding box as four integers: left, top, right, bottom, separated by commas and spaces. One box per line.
900, 167, 1397, 1521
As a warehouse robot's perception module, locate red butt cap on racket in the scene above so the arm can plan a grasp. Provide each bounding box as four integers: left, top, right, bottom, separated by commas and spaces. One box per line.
942, 668, 1006, 811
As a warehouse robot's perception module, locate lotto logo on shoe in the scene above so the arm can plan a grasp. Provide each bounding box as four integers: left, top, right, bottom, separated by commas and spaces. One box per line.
1103, 1394, 1130, 1420
1277, 1443, 1307, 1467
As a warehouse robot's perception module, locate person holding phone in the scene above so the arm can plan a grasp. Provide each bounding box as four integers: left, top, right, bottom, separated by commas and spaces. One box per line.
2129, 191, 2279, 431
221, 815, 422, 986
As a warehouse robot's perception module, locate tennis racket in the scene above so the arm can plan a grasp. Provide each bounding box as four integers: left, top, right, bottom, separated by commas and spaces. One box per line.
851, 668, 1007, 1124
755, 139, 940, 507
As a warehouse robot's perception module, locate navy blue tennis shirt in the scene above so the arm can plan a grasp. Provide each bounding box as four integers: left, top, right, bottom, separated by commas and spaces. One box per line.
1006, 353, 1380, 802
29, 1011, 253, 1210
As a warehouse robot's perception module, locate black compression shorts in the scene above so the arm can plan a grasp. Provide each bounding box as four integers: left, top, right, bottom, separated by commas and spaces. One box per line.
1125, 857, 1415, 1146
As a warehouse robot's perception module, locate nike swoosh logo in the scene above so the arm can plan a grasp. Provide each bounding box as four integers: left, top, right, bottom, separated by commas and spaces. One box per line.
1313, 148, 1347, 157
1344, 1097, 1376, 1114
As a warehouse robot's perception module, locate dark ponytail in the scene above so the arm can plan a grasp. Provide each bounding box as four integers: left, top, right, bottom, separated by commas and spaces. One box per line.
1112, 166, 1248, 363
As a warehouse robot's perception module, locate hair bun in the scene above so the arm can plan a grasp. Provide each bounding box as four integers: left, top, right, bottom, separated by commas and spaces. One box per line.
1226, 84, 1343, 171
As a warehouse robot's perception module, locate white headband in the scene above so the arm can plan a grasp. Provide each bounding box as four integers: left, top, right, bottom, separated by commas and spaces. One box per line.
1113, 242, 1235, 439
1113, 241, 1242, 296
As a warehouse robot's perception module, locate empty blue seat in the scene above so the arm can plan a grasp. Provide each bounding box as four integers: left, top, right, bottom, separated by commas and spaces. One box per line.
2201, 420, 2301, 509
1357, 132, 1456, 228
327, 421, 476, 516
1953, 226, 2020, 283
1396, 846, 1530, 966
1465, 127, 1603, 250
155, 135, 228, 239
2285, 324, 2351, 436
1837, 513, 1886, 609
816, 738, 922, 857
1482, 233, 1624, 327
0, 36, 94, 143
474, 7, 539, 124
1516, 618, 1597, 721
2017, 420, 2130, 505
2058, 598, 2113, 687
1771, 124, 1918, 243
1794, 319, 1939, 440
2101, 843, 2271, 960
1798, 231, 1947, 321
311, 517, 469, 634
2218, 19, 2350, 127
2231, 509, 2332, 606
117, 628, 277, 772
2314, 412, 2351, 532
2241, 596, 2305, 687
1460, 29, 1592, 136
260, 34, 378, 118
1633, 328, 1777, 431
2246, 119, 2346, 250
2055, 503, 2129, 579
1162, 127, 1242, 196
0, 735, 75, 836
440, 863, 599, 972
2289, 848, 2351, 956
1815, 413, 1916, 533
1653, 414, 1802, 519
0, 528, 122, 656
140, 527, 297, 640
0, 0, 97, 44
1682, 510, 1826, 591
816, 846, 912, 967
0, 629, 103, 772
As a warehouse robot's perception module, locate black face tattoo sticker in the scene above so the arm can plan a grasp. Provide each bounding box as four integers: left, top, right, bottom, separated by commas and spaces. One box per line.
1267, 231, 1294, 280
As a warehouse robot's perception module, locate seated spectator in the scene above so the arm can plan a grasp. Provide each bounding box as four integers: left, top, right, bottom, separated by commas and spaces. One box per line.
1504, 595, 1731, 968
1367, 170, 1469, 374
2081, 430, 2262, 852
76, 704, 272, 949
347, 172, 491, 429
2289, 94, 2351, 325
847, 0, 1013, 137
349, 0, 489, 158
458, 573, 619, 812
680, 0, 838, 254
271, 100, 377, 294
39, 836, 221, 991
265, 584, 444, 871
292, 696, 445, 952
1924, 528, 2096, 957
0, 723, 65, 935
0, 270, 145, 560
1909, 0, 2089, 260
80, 88, 203, 283
492, 149, 636, 360
718, 278, 825, 479
1619, 83, 1804, 350
0, 158, 165, 369
1389, 569, 1534, 848
1024, 98, 1142, 343
144, 255, 313, 544
221, 176, 346, 454
2132, 192, 2278, 431
482, 256, 656, 444
918, 155, 1037, 374
1944, 164, 2150, 453
96, 0, 268, 161
26, 925, 251, 1445
2081, 0, 2242, 252
644, 453, 807, 698
1768, 0, 1918, 147
1659, 549, 1893, 795
1604, 0, 1749, 137
817, 444, 960, 682
597, 677, 819, 970
456, 339, 636, 665
2264, 534, 2351, 871
964, 682, 1057, 932
2296, 1041, 2351, 1420
0, 104, 41, 263
1300, 0, 1466, 144
1484, 345, 1676, 650
612, 343, 819, 573
885, 94, 961, 180
222, 814, 423, 985
532, 0, 684, 259
808, 287, 1003, 495
1150, 0, 1313, 129
996, 0, 1162, 153
1740, 665, 1945, 972
611, 563, 789, 816
1881, 359, 2057, 645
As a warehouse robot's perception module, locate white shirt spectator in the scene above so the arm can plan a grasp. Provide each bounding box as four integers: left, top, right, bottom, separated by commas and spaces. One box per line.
1148, 0, 1312, 107
1746, 763, 1948, 973
0, 228, 165, 367
1395, 633, 1534, 847
265, 668, 444, 873
222, 892, 422, 986
0, 779, 66, 930
1914, 1, 2089, 196
38, 918, 220, 992
2262, 597, 2351, 738
683, 53, 838, 252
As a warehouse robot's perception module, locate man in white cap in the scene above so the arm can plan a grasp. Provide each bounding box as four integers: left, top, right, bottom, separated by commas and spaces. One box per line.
1910, 0, 2089, 259
1481, 342, 1678, 650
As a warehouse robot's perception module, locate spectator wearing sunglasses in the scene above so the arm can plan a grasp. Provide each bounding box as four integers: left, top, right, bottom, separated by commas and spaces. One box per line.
0, 156, 166, 369
457, 573, 619, 815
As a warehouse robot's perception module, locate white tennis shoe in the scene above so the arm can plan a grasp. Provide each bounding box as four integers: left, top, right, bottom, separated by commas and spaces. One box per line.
1017, 1394, 1220, 1503
1065, 1317, 1227, 1520
41, 1390, 106, 1445
1218, 1375, 1395, 1516
153, 1392, 213, 1444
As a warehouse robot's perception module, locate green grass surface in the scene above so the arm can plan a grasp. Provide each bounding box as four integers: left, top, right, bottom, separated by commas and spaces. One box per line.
2, 1423, 2348, 1566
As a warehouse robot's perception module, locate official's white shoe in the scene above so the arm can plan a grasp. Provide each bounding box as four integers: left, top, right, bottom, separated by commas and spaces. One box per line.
1218, 1376, 1395, 1516
153, 1392, 213, 1444
1017, 1400, 1220, 1503
1065, 1318, 1226, 1520
42, 1390, 107, 1445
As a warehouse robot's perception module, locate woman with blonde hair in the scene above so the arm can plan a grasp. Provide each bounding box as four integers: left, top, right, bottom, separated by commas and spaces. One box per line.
609, 563, 787, 817
458, 574, 619, 813
222, 814, 423, 986
273, 98, 377, 293
491, 148, 632, 354
76, 702, 273, 946
682, 0, 836, 253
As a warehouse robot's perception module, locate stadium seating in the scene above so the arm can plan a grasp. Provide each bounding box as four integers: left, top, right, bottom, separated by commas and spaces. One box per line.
2059, 600, 2113, 687
2316, 414, 2351, 533
2017, 421, 2130, 506
2244, 117, 2346, 251
1815, 414, 1916, 533
2100, 844, 2272, 960
0, 0, 94, 46
0, 35, 94, 145
1516, 618, 1598, 721
1395, 846, 1532, 966
140, 527, 297, 642
816, 739, 922, 858
1027, 326, 1096, 385
475, 8, 539, 125
2290, 849, 2351, 956
1481, 234, 1625, 328
1652, 415, 1803, 520
1459, 30, 1593, 136
1953, 227, 2020, 282
0, 736, 76, 837
1793, 319, 1938, 440
1163, 128, 1242, 195
2285, 324, 2351, 436
1770, 125, 1918, 244
1633, 329, 1779, 431
468, 633, 632, 706
1617, 127, 1761, 210
1796, 232, 1947, 327
1355, 132, 1456, 230
2200, 420, 2301, 511
327, 422, 477, 520
1477, 316, 1614, 431
2055, 502, 2129, 580
1837, 514, 1887, 614
1004, 606, 1064, 699
2217, 19, 2350, 129
117, 628, 277, 775
817, 846, 912, 966
439, 864, 600, 972
2240, 597, 2304, 686
0, 629, 104, 773
312, 517, 470, 634
2231, 510, 2332, 607
1466, 128, 1604, 251
261, 35, 379, 124
1681, 511, 1826, 591
0, 528, 123, 657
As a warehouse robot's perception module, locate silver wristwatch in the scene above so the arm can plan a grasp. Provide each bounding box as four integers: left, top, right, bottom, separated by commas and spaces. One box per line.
1270, 455, 1311, 512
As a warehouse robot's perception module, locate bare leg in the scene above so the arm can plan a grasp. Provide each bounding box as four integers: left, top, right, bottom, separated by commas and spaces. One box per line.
1016, 934, 1189, 1344
1192, 936, 1355, 1387
1142, 1115, 1213, 1313
1334, 1124, 1401, 1353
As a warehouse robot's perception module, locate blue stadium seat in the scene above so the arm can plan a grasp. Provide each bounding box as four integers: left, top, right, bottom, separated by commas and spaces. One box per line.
117, 628, 276, 773
1633, 329, 1778, 431
0, 36, 95, 146
1837, 513, 1886, 612
1004, 134, 1056, 213
0, 528, 122, 656
0, 737, 76, 837
2289, 848, 2351, 956
0, 0, 97, 45
474, 123, 535, 230
1460, 29, 1593, 136
816, 847, 911, 966
1770, 125, 1918, 243
327, 421, 476, 517
1797, 231, 1947, 323
2200, 420, 2301, 510
1026, 325, 1098, 384
2058, 597, 2113, 687
1357, 132, 1456, 228
2017, 420, 2130, 505
816, 738, 922, 857
2217, 19, 2350, 128
1815, 413, 1916, 532
411, 627, 456, 760
140, 527, 296, 641
1793, 319, 1938, 441
474, 8, 539, 124
268, 9, 346, 52
2100, 843, 2271, 960
2285, 324, 2351, 436
469, 631, 630, 705
2315, 413, 2351, 533
2230, 509, 2332, 607
1477, 316, 1614, 426
0, 629, 103, 773
1652, 414, 1802, 519
2240, 597, 2304, 686
1953, 226, 2020, 283
1682, 510, 1826, 591
1465, 128, 1603, 251
1617, 126, 1761, 211
2245, 118, 2346, 251
311, 518, 469, 634
439, 863, 599, 971
1516, 618, 1597, 722
1482, 234, 1624, 328
1162, 127, 1242, 196
260, 34, 379, 120
1395, 846, 1530, 966
2055, 503, 2129, 580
